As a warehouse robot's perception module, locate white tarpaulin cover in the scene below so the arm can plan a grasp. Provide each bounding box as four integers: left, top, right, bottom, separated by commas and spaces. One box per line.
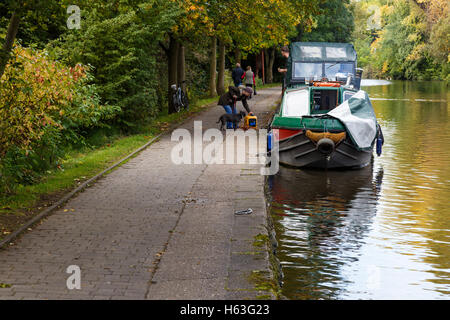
328, 90, 377, 150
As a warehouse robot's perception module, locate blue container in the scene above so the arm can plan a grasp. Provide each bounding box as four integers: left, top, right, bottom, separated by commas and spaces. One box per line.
267, 132, 272, 152
376, 137, 383, 156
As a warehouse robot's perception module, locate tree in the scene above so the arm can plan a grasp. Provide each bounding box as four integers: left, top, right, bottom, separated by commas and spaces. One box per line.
50, 0, 181, 120
0, 12, 19, 78
0, 0, 64, 79
175, 0, 318, 97
352, 0, 448, 80
295, 0, 354, 43
160, 33, 181, 113
230, 0, 318, 83
161, 1, 214, 102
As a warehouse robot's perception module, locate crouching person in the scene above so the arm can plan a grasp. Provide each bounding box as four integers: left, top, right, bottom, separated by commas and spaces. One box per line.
217, 86, 253, 129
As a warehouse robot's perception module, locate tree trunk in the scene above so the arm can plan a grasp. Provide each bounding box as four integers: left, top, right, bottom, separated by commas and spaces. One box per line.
267, 47, 275, 84
264, 49, 269, 83
168, 35, 179, 114
255, 51, 263, 79
261, 50, 265, 85
217, 40, 226, 96
295, 25, 303, 42
177, 43, 185, 92
0, 12, 20, 79
234, 47, 241, 65
209, 36, 217, 98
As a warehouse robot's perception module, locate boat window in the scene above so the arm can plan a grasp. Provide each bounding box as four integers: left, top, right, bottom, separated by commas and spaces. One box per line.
299, 46, 322, 58
326, 47, 347, 59
293, 62, 322, 79
282, 89, 310, 117
311, 89, 339, 113
343, 91, 355, 101
325, 63, 354, 80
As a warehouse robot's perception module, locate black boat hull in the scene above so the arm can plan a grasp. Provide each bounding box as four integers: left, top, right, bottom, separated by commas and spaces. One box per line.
277, 131, 373, 169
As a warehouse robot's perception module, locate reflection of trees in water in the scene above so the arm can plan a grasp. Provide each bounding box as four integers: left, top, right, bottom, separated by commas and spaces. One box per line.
269, 163, 384, 300
367, 81, 450, 291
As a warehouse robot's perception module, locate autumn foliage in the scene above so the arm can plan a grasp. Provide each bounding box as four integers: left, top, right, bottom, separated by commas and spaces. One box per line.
0, 45, 119, 189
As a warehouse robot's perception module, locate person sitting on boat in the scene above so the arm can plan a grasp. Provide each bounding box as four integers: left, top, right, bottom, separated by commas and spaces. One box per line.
217, 86, 253, 129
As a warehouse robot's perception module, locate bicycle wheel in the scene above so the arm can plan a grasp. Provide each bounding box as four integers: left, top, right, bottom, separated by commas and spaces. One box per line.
181, 91, 189, 110
173, 92, 181, 113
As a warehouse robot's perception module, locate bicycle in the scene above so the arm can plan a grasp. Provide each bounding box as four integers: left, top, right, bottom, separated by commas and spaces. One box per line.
171, 80, 189, 113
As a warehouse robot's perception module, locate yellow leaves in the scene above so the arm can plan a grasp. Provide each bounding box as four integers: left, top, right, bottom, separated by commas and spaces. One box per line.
173, 0, 308, 50
188, 4, 199, 11
0, 44, 88, 157
370, 36, 382, 54
407, 33, 419, 42
406, 43, 426, 62
382, 61, 389, 74
381, 4, 394, 17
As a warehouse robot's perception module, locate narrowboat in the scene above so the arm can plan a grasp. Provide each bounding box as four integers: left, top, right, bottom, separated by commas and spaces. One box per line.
269, 42, 383, 169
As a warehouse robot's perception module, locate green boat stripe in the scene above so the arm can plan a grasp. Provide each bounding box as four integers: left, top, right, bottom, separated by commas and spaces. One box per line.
272, 116, 346, 131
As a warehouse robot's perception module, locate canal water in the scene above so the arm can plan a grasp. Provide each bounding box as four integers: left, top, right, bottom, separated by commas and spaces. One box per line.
268, 80, 449, 299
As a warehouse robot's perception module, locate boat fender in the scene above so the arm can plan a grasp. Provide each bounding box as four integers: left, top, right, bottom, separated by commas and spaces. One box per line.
317, 138, 335, 155
267, 132, 272, 152
376, 124, 384, 156
376, 136, 383, 156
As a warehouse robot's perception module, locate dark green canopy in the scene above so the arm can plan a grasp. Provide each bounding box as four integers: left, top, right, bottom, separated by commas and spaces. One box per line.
285, 42, 359, 87
290, 42, 357, 63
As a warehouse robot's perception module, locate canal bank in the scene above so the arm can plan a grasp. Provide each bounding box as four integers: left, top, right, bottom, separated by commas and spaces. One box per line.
0, 87, 281, 300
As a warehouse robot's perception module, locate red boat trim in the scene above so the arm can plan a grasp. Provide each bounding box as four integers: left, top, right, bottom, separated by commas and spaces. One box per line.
273, 128, 303, 142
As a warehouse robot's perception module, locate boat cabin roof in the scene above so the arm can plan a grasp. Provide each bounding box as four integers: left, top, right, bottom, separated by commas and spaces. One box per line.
290, 42, 357, 63
286, 42, 360, 88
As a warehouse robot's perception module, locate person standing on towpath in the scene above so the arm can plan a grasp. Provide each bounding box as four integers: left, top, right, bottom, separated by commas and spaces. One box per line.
231, 63, 245, 87
243, 66, 257, 96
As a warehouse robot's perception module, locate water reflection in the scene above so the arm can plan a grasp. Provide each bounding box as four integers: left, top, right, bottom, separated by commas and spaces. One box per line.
269, 164, 383, 299
270, 80, 450, 299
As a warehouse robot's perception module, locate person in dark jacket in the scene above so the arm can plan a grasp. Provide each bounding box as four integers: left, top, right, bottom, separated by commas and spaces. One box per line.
218, 86, 253, 129
231, 63, 244, 87
277, 45, 289, 74
278, 45, 290, 93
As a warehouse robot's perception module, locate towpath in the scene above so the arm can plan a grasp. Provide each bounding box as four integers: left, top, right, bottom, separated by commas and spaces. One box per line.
0, 87, 281, 300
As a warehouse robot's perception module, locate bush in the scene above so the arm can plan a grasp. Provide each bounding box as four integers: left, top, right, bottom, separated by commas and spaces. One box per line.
0, 44, 119, 192
48, 3, 180, 125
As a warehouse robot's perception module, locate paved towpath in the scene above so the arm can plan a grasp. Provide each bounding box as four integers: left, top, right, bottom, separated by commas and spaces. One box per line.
0, 87, 281, 300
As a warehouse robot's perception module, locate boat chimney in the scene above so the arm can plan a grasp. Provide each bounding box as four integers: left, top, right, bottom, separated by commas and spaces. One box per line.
346, 74, 352, 86
355, 68, 363, 90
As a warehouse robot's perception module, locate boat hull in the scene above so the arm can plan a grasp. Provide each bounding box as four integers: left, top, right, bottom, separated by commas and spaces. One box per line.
277, 130, 372, 169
